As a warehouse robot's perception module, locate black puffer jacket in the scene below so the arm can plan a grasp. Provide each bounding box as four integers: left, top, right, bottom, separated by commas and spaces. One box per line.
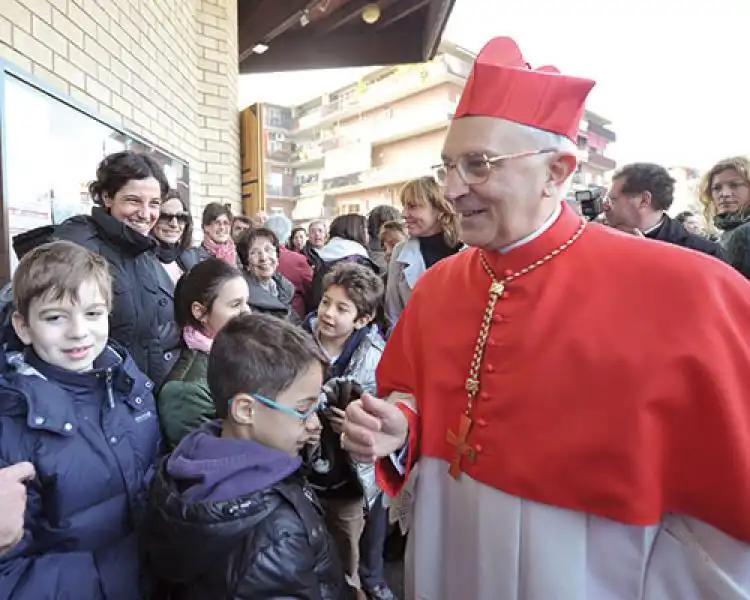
54, 207, 180, 388
646, 214, 727, 262
144, 422, 347, 600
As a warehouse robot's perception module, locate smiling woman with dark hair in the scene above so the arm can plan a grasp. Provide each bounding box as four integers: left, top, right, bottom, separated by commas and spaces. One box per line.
50, 150, 181, 388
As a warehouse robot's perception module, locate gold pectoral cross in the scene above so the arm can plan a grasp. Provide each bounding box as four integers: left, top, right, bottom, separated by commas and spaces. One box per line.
446, 412, 477, 479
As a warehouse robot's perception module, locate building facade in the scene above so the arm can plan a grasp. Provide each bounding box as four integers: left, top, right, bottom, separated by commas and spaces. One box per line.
0, 0, 240, 278
241, 42, 618, 224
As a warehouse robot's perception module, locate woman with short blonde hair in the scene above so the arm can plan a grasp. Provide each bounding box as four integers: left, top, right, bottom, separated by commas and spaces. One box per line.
385, 176, 464, 327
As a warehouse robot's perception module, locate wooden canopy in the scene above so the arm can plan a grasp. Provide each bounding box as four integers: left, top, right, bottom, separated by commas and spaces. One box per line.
238, 0, 456, 73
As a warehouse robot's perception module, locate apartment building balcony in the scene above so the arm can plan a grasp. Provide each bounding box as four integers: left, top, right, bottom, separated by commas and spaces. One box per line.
336, 101, 456, 148
586, 150, 617, 171
294, 179, 322, 198
265, 139, 294, 162
266, 180, 296, 199
586, 121, 616, 143
293, 56, 467, 133
292, 195, 326, 222
322, 163, 431, 197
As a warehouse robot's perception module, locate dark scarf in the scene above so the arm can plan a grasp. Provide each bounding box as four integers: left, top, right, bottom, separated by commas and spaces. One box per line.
714, 205, 750, 232
153, 238, 181, 264
90, 206, 155, 255
418, 232, 462, 269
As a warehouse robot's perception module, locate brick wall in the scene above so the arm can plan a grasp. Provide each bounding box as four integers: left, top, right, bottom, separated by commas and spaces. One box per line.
0, 0, 240, 216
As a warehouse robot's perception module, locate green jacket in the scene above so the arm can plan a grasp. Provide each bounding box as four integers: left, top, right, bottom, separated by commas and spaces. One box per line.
157, 347, 213, 450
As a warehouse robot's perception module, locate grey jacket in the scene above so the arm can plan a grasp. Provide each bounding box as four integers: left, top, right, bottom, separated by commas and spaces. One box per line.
310, 322, 384, 507
386, 237, 467, 327
342, 326, 384, 507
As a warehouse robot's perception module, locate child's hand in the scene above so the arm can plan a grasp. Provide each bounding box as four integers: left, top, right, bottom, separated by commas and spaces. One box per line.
328, 407, 346, 435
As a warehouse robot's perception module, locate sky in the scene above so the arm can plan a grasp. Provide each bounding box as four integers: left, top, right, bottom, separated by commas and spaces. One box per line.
238, 0, 750, 170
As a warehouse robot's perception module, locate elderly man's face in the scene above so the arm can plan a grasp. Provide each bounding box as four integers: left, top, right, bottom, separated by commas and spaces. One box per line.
441, 116, 574, 250
308, 223, 326, 247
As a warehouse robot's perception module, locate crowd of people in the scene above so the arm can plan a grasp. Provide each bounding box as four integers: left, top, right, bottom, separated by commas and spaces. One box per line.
2, 34, 750, 600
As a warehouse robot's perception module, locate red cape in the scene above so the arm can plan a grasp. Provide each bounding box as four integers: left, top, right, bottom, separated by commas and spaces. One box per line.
376, 203, 750, 543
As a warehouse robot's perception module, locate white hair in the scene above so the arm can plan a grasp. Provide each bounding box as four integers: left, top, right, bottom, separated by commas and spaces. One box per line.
514, 122, 580, 155
512, 122, 581, 199
266, 213, 293, 245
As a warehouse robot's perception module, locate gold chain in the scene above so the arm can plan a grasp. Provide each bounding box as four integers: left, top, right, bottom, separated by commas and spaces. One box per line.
464, 219, 587, 415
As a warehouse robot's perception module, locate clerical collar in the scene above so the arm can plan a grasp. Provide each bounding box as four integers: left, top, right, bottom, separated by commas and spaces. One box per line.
640, 214, 665, 236
499, 202, 562, 254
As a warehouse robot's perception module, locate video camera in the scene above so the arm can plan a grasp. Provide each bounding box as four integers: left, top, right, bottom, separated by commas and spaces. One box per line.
575, 187, 607, 221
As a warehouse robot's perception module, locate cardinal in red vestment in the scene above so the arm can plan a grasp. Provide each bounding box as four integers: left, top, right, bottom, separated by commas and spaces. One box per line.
341, 36, 750, 600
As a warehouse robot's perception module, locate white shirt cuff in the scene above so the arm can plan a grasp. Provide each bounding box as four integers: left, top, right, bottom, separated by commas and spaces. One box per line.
389, 442, 409, 475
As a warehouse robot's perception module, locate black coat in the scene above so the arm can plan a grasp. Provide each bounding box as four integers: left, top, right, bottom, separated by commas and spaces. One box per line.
144, 461, 348, 600
54, 207, 180, 388
245, 272, 300, 324
647, 215, 728, 262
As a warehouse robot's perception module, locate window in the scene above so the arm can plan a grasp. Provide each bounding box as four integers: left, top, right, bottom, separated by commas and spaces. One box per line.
0, 72, 188, 278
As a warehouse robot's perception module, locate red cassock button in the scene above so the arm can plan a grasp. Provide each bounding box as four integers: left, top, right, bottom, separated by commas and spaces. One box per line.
502, 292, 509, 299
503, 269, 513, 277
480, 392, 490, 401
474, 444, 483, 454
493, 314, 504, 323
487, 338, 496, 347
476, 418, 488, 427
486, 364, 495, 373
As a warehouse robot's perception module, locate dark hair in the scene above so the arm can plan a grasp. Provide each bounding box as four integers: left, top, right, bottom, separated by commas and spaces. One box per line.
209, 313, 327, 419
367, 205, 402, 239
329, 214, 367, 246
287, 227, 306, 250
202, 202, 233, 227
162, 189, 193, 252
322, 261, 384, 319
614, 163, 676, 212
88, 151, 169, 206
13, 241, 112, 320
236, 227, 280, 269
675, 210, 695, 223
232, 215, 252, 227
174, 258, 244, 330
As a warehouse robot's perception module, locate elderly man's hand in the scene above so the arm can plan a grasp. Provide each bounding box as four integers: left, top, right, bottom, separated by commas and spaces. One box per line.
342, 393, 409, 463
0, 462, 34, 555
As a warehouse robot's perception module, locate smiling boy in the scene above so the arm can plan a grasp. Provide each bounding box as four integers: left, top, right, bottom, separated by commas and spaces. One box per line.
0, 241, 160, 600
302, 262, 389, 599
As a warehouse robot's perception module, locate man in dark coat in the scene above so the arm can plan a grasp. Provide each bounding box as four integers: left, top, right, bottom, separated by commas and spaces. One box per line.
604, 162, 727, 260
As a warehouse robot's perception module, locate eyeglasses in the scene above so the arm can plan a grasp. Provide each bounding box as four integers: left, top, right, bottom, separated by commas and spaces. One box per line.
249, 245, 278, 260
228, 392, 323, 421
158, 212, 190, 224
432, 148, 557, 186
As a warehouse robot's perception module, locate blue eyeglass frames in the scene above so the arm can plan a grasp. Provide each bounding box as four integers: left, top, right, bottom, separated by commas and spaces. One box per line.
229, 392, 324, 421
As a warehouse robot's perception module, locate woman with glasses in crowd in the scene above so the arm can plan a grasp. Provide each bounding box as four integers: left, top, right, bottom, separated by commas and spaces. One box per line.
151, 189, 199, 285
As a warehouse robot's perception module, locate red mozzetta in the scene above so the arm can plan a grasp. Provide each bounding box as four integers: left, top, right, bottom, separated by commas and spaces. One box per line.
376, 201, 750, 544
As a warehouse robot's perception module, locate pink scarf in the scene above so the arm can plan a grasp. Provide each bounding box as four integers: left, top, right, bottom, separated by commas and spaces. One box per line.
203, 236, 237, 266
183, 326, 213, 354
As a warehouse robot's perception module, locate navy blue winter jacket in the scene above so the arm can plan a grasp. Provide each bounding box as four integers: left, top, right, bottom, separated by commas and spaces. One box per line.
0, 343, 161, 599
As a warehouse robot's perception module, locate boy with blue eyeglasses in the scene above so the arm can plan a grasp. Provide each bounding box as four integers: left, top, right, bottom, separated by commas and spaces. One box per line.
144, 313, 348, 600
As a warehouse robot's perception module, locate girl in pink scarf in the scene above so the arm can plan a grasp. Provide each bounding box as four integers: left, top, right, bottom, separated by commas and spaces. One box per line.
157, 258, 250, 449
